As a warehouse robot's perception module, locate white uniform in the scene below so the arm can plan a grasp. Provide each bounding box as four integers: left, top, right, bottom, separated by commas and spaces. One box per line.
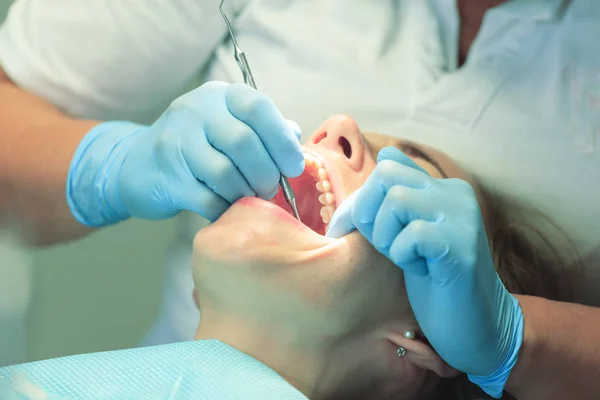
0, 0, 598, 347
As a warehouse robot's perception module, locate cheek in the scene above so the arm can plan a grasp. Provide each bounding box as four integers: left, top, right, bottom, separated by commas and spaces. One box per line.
361, 159, 377, 180
343, 248, 410, 324
299, 239, 405, 328
343, 160, 377, 196
192, 227, 272, 303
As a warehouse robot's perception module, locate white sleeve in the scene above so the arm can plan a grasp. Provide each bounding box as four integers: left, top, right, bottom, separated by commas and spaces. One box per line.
0, 0, 244, 122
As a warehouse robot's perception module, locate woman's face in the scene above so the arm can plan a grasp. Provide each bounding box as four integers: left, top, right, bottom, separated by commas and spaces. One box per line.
192, 114, 479, 343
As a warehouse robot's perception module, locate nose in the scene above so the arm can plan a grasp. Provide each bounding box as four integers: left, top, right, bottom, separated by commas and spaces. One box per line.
307, 115, 365, 171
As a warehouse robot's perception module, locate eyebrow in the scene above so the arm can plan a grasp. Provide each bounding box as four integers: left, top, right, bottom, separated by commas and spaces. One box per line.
397, 142, 448, 179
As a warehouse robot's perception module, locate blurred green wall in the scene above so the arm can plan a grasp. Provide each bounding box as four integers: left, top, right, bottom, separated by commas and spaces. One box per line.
0, 1, 8, 17
0, 0, 177, 362
27, 219, 176, 361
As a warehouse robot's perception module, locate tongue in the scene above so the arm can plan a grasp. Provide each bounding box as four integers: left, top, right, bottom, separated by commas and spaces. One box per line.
271, 172, 326, 235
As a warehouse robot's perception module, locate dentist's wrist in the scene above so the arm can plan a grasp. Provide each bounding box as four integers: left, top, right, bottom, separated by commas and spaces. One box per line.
468, 296, 524, 398
66, 121, 146, 227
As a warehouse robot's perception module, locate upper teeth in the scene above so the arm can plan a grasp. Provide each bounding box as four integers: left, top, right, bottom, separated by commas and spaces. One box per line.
317, 168, 328, 181
318, 193, 335, 206
304, 152, 337, 225
316, 180, 331, 192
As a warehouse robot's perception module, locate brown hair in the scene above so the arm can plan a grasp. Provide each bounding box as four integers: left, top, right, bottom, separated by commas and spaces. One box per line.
483, 187, 581, 302
421, 185, 582, 400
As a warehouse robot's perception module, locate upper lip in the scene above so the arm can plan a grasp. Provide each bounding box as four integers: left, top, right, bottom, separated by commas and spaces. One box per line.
301, 146, 343, 207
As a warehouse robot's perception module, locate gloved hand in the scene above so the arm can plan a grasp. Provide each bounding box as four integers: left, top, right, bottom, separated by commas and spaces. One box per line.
326, 146, 524, 398
67, 81, 304, 226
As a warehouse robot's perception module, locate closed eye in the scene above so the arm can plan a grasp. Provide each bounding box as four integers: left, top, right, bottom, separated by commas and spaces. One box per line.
397, 143, 448, 178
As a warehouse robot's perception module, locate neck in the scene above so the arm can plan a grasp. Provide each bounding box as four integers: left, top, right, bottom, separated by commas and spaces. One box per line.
195, 312, 425, 400
195, 313, 337, 398
457, 0, 506, 19
456, 0, 506, 65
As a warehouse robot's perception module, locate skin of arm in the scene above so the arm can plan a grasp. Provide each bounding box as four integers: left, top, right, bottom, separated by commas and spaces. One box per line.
506, 295, 600, 400
0, 67, 99, 246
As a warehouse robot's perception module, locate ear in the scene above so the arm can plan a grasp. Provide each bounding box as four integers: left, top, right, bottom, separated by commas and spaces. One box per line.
388, 331, 459, 378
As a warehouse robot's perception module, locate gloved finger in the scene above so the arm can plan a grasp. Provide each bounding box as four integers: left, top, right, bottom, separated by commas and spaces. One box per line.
205, 111, 281, 199
169, 178, 230, 222
182, 134, 255, 204
388, 220, 450, 278
225, 84, 304, 178
266, 184, 279, 200
377, 146, 430, 175
325, 190, 360, 238
350, 175, 383, 242
286, 119, 302, 143
372, 186, 440, 253
374, 158, 435, 192
352, 160, 433, 241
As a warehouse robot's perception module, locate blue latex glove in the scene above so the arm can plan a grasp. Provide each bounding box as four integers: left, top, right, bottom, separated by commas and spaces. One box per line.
67, 81, 304, 226
326, 146, 524, 398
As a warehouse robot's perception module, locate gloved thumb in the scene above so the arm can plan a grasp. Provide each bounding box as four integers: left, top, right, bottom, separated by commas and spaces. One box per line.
325, 189, 360, 238
377, 146, 428, 174
286, 119, 302, 143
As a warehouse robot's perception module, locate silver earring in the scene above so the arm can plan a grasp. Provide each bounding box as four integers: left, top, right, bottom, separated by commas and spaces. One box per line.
403, 330, 416, 340
397, 346, 406, 357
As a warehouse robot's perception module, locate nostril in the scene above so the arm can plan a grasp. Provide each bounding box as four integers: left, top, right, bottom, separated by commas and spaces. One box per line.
312, 131, 328, 144
339, 136, 352, 159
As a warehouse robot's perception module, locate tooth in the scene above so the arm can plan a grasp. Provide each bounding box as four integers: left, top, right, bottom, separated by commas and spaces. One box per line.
320, 206, 332, 224
318, 168, 327, 180
305, 154, 320, 166
321, 180, 331, 193
324, 192, 335, 205
325, 205, 336, 215
318, 193, 334, 206
316, 180, 332, 193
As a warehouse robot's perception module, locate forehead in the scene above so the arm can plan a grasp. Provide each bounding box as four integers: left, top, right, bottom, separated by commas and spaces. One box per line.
362, 132, 474, 184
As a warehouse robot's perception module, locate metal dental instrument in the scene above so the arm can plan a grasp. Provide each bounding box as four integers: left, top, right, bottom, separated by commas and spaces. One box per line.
219, 0, 301, 222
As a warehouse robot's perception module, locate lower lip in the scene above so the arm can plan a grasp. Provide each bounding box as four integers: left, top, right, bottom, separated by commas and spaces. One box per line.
234, 197, 340, 251
236, 197, 311, 230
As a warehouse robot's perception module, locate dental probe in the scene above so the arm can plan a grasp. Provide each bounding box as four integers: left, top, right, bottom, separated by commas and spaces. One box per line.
219, 0, 301, 222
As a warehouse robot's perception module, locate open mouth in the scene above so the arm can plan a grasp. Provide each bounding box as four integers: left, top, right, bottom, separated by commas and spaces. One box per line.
271, 151, 337, 235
